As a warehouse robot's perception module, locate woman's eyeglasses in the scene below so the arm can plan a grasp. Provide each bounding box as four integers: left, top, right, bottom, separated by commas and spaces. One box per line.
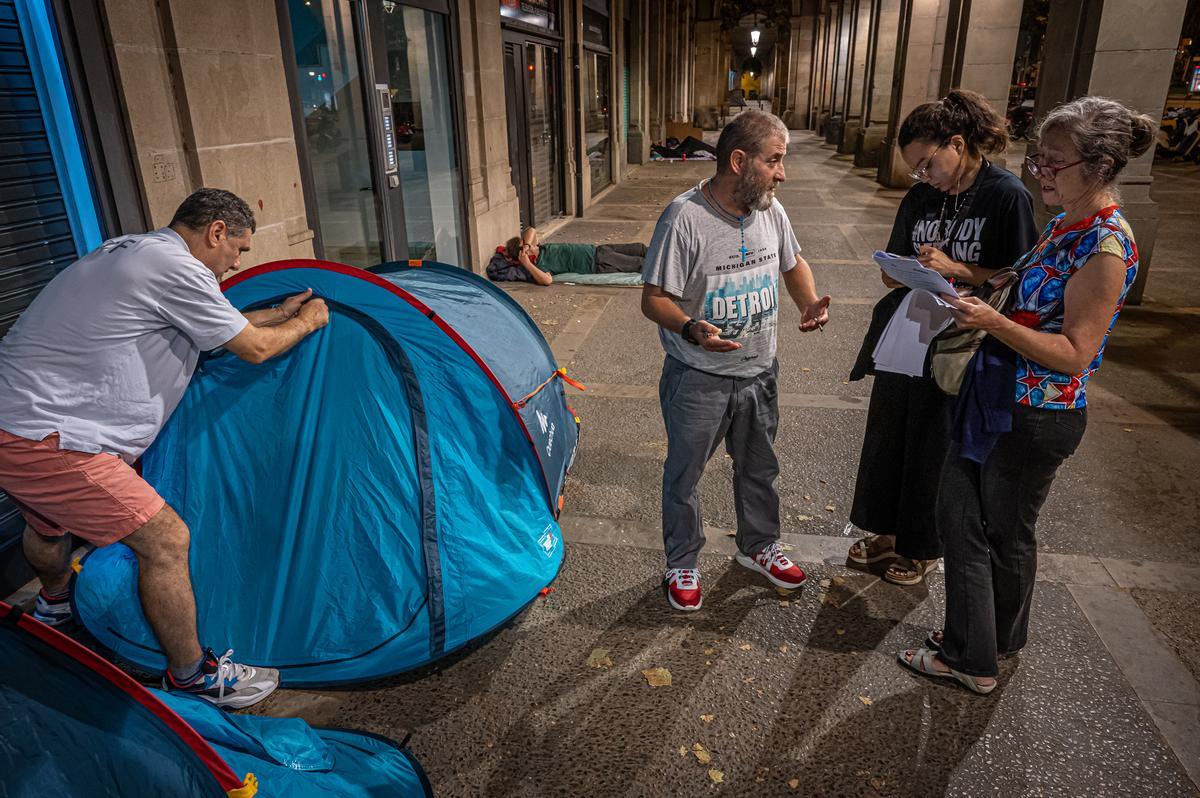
908, 143, 944, 181
1024, 156, 1084, 180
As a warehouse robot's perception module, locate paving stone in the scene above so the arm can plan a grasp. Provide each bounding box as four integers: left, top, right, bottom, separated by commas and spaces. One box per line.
252, 544, 1198, 797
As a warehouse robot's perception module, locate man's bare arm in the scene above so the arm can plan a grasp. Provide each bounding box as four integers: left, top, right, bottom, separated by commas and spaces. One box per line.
224, 298, 329, 364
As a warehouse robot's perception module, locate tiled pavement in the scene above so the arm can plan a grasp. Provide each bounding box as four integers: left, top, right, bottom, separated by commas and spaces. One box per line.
15, 134, 1198, 796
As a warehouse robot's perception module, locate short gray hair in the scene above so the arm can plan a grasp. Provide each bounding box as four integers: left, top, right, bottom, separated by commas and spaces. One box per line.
1037, 96, 1156, 187
169, 188, 257, 236
716, 110, 789, 173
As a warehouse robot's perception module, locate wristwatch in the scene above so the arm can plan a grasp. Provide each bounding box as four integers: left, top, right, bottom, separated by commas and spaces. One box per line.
679, 318, 700, 345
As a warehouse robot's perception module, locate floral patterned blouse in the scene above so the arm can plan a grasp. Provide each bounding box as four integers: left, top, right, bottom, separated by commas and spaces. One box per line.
1007, 205, 1138, 410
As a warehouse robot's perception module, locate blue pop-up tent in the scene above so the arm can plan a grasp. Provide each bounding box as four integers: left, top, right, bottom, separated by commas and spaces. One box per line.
0, 601, 432, 797
73, 259, 577, 685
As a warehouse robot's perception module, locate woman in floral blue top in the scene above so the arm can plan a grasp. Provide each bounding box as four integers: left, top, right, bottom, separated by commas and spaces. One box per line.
898, 96, 1156, 694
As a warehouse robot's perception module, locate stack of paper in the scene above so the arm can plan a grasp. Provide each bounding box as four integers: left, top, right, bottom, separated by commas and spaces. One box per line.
870, 251, 957, 378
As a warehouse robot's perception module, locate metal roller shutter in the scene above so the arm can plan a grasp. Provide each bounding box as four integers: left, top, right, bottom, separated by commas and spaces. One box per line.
0, 0, 83, 592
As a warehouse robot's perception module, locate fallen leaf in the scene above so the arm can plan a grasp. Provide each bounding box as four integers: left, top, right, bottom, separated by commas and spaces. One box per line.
778, 644, 789, 653
642, 667, 672, 687
858, 695, 874, 706
801, 367, 811, 373
836, 628, 846, 636
798, 514, 814, 521
708, 769, 724, 784
819, 579, 831, 588
775, 587, 794, 597
586, 648, 614, 669
703, 647, 716, 655
679, 745, 688, 756
706, 660, 713, 666
739, 643, 752, 651
803, 494, 812, 501
700, 714, 714, 723
693, 742, 711, 764
825, 505, 836, 512
832, 576, 846, 586
789, 778, 800, 789
485, 740, 494, 749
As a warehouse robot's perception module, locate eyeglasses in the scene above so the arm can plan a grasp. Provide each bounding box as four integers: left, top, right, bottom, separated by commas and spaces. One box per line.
908, 143, 944, 181
1025, 156, 1084, 180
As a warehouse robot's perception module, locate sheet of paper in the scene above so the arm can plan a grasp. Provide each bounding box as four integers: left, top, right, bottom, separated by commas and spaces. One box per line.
871, 289, 955, 377
873, 250, 958, 298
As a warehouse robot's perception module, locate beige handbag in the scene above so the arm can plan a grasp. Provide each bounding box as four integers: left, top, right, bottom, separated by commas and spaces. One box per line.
930, 267, 1019, 395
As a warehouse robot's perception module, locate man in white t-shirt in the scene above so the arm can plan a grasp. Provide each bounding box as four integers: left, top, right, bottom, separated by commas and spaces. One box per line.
641, 111, 831, 611
0, 188, 328, 708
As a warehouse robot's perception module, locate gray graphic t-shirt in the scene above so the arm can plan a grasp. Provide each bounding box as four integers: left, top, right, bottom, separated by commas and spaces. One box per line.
642, 182, 801, 377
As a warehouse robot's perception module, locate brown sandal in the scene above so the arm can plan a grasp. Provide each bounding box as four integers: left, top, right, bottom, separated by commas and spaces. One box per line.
847, 534, 895, 565
883, 557, 939, 585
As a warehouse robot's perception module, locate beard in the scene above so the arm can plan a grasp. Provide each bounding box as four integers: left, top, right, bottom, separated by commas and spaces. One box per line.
734, 171, 777, 212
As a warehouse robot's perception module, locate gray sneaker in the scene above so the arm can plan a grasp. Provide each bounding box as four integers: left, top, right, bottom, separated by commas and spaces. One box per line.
163, 648, 280, 709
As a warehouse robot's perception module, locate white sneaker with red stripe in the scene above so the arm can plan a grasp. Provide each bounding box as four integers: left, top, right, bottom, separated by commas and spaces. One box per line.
664, 568, 702, 611
736, 541, 807, 589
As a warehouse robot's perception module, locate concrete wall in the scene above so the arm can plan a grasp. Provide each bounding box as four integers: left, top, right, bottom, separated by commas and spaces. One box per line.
460, 0, 522, 269
102, 0, 313, 269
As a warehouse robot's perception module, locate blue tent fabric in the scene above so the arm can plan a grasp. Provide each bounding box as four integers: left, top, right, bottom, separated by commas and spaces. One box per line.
158, 693, 433, 797
0, 601, 430, 797
74, 260, 572, 685
372, 261, 580, 503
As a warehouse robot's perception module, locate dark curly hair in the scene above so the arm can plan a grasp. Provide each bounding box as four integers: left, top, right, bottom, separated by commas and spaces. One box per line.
169, 188, 257, 236
898, 89, 1009, 156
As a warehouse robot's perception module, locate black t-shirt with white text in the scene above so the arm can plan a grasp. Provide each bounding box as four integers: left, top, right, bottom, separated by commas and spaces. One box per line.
885, 161, 1037, 270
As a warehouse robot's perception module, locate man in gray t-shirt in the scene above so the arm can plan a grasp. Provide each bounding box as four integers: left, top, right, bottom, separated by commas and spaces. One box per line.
641, 111, 830, 612
0, 189, 327, 709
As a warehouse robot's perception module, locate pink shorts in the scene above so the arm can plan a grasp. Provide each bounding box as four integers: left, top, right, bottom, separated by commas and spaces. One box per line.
0, 429, 165, 546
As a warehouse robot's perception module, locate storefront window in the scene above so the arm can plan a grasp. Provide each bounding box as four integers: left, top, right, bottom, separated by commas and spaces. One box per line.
381, 5, 465, 265
288, 0, 382, 266
582, 0, 610, 48
500, 0, 556, 31
583, 50, 611, 194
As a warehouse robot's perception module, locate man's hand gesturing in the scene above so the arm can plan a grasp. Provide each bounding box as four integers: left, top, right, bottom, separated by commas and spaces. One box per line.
799, 295, 831, 332
690, 319, 741, 352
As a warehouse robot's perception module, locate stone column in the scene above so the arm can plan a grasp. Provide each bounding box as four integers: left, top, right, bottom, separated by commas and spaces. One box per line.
782, 15, 815, 128
838, 0, 872, 153
627, 0, 651, 162
1027, 0, 1189, 303
854, 0, 900, 166
944, 0, 1022, 126
876, 0, 948, 187
824, 0, 849, 142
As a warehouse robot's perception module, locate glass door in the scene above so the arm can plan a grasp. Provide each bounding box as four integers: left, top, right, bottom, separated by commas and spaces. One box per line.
285, 0, 466, 267
375, 2, 465, 265
286, 0, 383, 266
503, 32, 565, 228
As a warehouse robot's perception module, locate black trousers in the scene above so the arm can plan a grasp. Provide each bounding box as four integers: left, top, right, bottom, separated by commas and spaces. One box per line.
849, 371, 954, 560
593, 243, 647, 273
937, 403, 1086, 677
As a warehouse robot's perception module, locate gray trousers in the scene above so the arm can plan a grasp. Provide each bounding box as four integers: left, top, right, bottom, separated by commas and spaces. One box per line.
593, 243, 647, 273
659, 355, 781, 569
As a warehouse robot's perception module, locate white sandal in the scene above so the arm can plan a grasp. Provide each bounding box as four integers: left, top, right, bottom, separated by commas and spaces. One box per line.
897, 647, 996, 695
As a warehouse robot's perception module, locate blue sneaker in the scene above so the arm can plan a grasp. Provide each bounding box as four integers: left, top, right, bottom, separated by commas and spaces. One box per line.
32, 589, 73, 627
163, 648, 280, 709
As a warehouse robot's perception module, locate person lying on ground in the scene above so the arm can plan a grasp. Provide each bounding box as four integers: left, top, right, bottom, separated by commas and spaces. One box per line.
0, 188, 328, 710
486, 227, 647, 286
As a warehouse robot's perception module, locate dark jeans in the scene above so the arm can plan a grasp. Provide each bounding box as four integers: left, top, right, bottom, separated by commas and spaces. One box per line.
937, 403, 1087, 677
593, 243, 647, 273
849, 371, 954, 560
659, 356, 780, 569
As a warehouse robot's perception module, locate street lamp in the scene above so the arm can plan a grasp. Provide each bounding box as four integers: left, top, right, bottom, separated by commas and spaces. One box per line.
750, 28, 760, 46
750, 45, 757, 57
